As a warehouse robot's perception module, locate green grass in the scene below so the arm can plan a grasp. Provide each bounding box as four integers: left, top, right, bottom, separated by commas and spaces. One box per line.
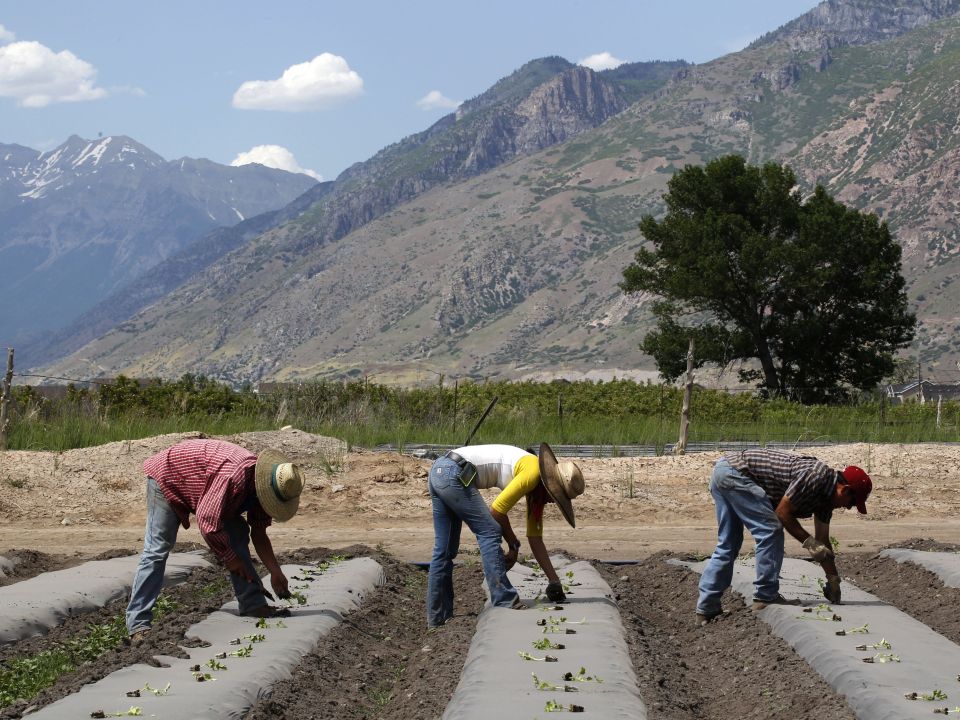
7, 377, 959, 453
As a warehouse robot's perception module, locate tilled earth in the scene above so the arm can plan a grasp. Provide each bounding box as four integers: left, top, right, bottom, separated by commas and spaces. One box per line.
2, 542, 959, 719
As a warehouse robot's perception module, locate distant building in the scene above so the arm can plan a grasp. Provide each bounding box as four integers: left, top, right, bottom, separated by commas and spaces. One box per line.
886, 380, 960, 404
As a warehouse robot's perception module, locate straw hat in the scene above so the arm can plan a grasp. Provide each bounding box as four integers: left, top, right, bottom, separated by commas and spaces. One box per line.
538, 442, 585, 528
254, 449, 304, 522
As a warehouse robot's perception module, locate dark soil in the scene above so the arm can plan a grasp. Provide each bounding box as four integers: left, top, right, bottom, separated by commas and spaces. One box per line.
244, 549, 487, 720
7, 542, 960, 720
598, 553, 857, 720
0, 550, 81, 587
842, 538, 960, 646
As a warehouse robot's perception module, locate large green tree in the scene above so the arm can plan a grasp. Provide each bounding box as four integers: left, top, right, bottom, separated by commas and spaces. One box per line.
621, 155, 916, 403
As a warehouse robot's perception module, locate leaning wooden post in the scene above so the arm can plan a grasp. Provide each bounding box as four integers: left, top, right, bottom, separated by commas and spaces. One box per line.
674, 339, 694, 456
0, 348, 13, 451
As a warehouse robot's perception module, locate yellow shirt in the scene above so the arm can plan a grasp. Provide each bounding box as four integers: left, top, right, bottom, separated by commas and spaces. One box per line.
490, 455, 545, 537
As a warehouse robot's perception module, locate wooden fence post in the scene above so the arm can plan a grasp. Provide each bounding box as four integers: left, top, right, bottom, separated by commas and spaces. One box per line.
674, 339, 694, 456
0, 348, 13, 451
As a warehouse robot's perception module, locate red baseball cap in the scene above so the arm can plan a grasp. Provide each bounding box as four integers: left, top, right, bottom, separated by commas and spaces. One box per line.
841, 466, 872, 514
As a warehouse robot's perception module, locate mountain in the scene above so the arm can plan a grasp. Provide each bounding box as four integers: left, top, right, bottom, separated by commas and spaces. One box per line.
39, 0, 960, 384
25, 58, 683, 371
0, 135, 317, 350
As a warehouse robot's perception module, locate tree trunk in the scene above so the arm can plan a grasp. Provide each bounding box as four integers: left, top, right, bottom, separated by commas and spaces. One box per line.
674, 339, 695, 456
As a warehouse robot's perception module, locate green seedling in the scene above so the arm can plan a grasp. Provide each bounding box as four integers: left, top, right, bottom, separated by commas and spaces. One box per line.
532, 673, 579, 692
245, 633, 266, 643
563, 667, 603, 683
192, 672, 216, 682
933, 707, 960, 715
565, 570, 575, 581
862, 653, 900, 663
799, 604, 841, 622
532, 638, 565, 650
518, 651, 558, 662
255, 618, 287, 629
538, 605, 565, 612
228, 644, 253, 658
90, 708, 142, 718
798, 574, 809, 588
542, 626, 577, 635
125, 690, 140, 698
855, 638, 892, 651
836, 623, 869, 636
286, 590, 308, 606
905, 689, 947, 701
206, 659, 227, 671
142, 683, 171, 696
544, 699, 584, 712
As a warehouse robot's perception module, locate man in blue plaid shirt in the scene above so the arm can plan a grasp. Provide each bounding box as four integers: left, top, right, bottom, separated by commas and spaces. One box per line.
696, 449, 872, 624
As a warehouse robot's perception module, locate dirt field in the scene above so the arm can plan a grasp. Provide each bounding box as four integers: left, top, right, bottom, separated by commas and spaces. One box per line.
3, 430, 960, 719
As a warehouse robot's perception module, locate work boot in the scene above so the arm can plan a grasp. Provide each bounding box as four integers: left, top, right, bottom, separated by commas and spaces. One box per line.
695, 609, 726, 626
128, 629, 150, 646
752, 594, 801, 611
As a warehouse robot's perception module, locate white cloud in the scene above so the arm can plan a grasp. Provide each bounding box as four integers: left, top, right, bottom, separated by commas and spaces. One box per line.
231, 145, 322, 180
0, 24, 15, 44
232, 53, 363, 111
578, 51, 626, 72
416, 89, 460, 111
0, 40, 107, 107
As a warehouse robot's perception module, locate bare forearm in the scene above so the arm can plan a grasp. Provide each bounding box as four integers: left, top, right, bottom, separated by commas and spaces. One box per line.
527, 536, 558, 583
251, 529, 281, 575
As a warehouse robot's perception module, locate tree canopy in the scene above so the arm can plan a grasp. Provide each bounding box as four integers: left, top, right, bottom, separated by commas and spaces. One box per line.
621, 155, 916, 403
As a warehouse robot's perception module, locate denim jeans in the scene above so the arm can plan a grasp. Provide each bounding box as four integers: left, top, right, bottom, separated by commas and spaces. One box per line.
696, 459, 785, 615
426, 457, 518, 627
125, 477, 265, 633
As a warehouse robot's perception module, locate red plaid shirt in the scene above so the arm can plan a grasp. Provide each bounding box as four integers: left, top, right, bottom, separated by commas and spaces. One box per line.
143, 440, 270, 564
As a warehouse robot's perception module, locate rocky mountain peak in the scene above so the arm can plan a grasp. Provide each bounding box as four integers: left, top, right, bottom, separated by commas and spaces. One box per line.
750, 0, 960, 51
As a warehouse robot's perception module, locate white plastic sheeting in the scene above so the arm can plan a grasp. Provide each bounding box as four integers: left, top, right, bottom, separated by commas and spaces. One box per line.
681, 556, 960, 720
443, 556, 646, 719
25, 557, 386, 720
880, 548, 960, 587
0, 552, 212, 644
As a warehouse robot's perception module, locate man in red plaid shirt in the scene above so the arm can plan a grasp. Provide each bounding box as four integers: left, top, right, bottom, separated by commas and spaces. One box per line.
125, 439, 305, 642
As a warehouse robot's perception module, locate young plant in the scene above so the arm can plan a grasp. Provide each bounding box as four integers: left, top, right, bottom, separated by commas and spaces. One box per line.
855, 638, 891, 651
532, 673, 563, 691
861, 653, 900, 663
142, 683, 171, 696
905, 690, 948, 701
192, 672, 216, 682
228, 644, 253, 658
836, 623, 869, 636
518, 651, 558, 662
206, 659, 227, 671
89, 708, 143, 718
563, 667, 603, 683
532, 638, 565, 650
544, 699, 584, 712
286, 590, 308, 606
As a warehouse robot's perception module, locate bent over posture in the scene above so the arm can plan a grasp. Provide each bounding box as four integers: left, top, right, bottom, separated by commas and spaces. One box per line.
126, 439, 305, 641
427, 442, 585, 627
696, 448, 871, 624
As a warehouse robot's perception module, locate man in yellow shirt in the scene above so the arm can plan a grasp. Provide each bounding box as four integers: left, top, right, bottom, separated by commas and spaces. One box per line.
426, 442, 585, 627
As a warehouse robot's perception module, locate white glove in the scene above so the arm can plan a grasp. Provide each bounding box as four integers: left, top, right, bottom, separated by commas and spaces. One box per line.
802, 536, 834, 562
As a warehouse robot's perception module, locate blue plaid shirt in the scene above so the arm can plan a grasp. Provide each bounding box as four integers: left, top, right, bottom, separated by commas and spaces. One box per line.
723, 449, 838, 522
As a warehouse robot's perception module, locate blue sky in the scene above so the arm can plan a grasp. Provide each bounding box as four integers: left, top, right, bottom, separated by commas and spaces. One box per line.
1, 0, 817, 181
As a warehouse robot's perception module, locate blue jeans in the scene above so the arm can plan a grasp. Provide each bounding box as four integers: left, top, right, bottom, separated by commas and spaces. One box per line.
125, 477, 265, 633
426, 457, 518, 627
696, 459, 785, 615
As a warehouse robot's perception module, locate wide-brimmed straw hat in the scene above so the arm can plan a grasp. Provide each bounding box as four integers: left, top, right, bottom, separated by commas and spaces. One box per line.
254, 449, 304, 522
538, 442, 585, 528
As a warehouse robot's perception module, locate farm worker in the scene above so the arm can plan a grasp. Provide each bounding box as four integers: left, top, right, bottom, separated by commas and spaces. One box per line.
125, 439, 305, 642
696, 449, 872, 624
426, 442, 585, 628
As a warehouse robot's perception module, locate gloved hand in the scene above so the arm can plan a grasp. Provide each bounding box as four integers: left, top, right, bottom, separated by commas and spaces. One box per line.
545, 581, 566, 603
802, 536, 834, 563
823, 574, 841, 604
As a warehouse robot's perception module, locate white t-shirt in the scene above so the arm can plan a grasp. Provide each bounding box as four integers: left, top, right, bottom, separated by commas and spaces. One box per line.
454, 444, 533, 490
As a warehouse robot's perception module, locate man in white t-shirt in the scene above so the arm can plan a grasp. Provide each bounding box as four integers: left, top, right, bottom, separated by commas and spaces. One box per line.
426, 442, 585, 627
